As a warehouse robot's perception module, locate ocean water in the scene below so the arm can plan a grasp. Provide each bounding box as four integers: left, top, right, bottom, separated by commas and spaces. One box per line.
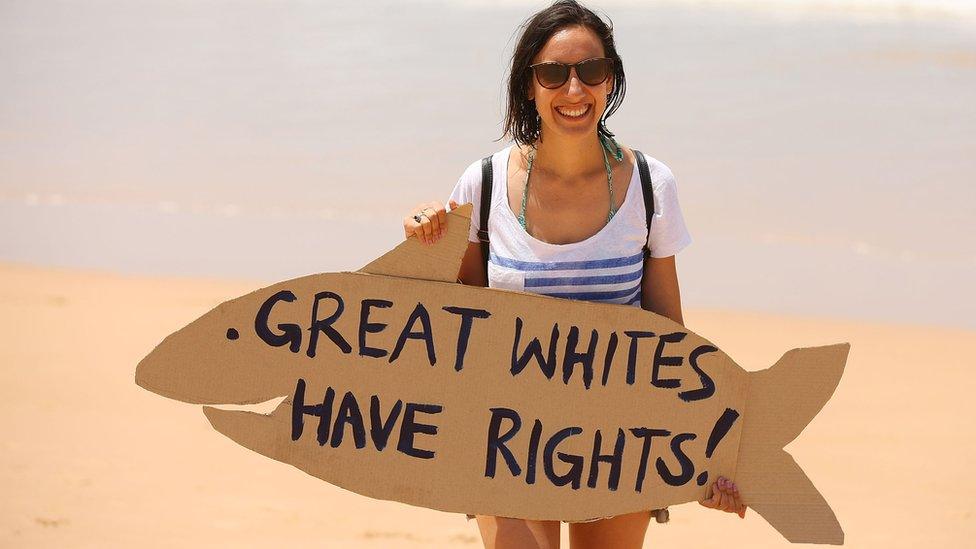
1, 0, 974, 328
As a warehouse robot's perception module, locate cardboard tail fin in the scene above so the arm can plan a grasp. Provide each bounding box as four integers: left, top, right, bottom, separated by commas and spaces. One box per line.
737, 343, 850, 545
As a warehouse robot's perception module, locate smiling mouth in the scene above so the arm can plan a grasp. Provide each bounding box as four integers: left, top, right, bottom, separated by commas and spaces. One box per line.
555, 104, 591, 120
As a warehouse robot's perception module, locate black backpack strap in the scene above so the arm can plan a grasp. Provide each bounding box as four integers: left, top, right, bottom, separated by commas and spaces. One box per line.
634, 154, 667, 520
478, 155, 493, 274
633, 150, 655, 259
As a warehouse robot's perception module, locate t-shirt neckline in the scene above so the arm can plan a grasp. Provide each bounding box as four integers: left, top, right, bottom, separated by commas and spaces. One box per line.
499, 144, 640, 249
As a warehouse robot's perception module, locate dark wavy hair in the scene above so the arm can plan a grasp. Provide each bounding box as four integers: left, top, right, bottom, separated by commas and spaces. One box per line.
501, 0, 626, 146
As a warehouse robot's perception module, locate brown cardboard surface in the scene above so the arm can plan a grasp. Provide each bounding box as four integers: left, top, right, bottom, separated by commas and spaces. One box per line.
135, 204, 848, 544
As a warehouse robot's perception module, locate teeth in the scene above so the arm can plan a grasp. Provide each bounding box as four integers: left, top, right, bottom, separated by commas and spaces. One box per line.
556, 105, 589, 118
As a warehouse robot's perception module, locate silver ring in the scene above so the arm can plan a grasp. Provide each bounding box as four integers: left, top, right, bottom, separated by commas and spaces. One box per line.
413, 214, 424, 223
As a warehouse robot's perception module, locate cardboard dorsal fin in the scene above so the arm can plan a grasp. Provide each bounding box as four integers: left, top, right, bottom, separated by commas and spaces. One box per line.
358, 203, 473, 283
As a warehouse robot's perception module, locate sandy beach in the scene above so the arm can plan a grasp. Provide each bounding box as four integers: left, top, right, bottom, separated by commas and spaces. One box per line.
1, 262, 971, 548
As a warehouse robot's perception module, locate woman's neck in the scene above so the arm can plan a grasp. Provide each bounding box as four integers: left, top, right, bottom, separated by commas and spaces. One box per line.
530, 131, 606, 181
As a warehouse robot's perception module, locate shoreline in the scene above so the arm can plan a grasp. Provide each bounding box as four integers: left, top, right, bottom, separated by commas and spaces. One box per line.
3, 260, 970, 335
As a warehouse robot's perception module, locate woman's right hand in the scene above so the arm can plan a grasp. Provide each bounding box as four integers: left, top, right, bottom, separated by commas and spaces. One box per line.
403, 200, 458, 245
699, 476, 747, 519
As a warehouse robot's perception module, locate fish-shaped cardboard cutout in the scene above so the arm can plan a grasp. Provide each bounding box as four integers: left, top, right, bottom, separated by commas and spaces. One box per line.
136, 204, 848, 545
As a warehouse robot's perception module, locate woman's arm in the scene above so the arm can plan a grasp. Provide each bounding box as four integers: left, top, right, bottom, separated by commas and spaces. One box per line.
641, 255, 746, 518
457, 241, 488, 287
639, 255, 684, 325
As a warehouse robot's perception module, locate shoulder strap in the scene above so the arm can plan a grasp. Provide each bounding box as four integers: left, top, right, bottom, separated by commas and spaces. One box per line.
633, 150, 655, 258
478, 152, 652, 266
478, 155, 493, 273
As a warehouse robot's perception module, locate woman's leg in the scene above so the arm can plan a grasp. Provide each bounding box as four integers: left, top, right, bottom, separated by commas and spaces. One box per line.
475, 515, 561, 549
568, 511, 651, 549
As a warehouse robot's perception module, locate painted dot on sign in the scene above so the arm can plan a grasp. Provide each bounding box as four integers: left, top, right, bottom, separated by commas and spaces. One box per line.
226, 328, 239, 340
696, 472, 708, 486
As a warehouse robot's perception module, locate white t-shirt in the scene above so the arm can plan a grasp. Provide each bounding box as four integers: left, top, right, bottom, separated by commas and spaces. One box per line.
448, 145, 692, 307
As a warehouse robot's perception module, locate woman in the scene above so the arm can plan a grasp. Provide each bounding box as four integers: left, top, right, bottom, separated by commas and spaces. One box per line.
403, 1, 745, 547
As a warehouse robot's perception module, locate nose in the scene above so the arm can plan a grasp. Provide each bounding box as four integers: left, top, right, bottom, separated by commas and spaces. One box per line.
564, 68, 586, 98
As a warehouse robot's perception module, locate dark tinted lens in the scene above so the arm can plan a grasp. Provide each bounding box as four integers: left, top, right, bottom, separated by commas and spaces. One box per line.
577, 58, 611, 86
534, 63, 569, 89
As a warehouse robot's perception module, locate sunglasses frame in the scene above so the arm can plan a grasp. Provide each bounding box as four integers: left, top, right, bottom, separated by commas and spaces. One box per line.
528, 57, 614, 90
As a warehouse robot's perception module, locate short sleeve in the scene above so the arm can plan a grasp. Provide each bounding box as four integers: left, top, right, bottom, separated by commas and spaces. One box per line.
447, 159, 485, 244
646, 161, 693, 258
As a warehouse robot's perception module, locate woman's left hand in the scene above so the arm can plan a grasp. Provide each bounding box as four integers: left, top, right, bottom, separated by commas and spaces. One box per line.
698, 476, 747, 518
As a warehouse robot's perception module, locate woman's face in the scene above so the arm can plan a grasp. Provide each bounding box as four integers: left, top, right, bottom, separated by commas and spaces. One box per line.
528, 25, 613, 141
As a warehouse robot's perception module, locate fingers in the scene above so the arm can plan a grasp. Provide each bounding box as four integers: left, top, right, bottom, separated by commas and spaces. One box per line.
419, 209, 435, 244
718, 479, 732, 512
732, 482, 747, 518
426, 202, 447, 240
403, 209, 432, 244
403, 202, 450, 245
435, 203, 447, 233
698, 482, 721, 509
721, 478, 746, 518
403, 214, 421, 240
448, 199, 459, 211
720, 477, 746, 518
417, 204, 438, 242
728, 481, 741, 515
700, 477, 746, 519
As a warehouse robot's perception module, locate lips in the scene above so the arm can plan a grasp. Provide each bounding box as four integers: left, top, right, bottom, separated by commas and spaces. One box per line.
555, 104, 591, 120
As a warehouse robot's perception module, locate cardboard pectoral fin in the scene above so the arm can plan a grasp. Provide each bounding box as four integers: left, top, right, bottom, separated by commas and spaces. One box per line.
739, 449, 844, 545
359, 203, 473, 283
203, 403, 298, 467
202, 400, 385, 501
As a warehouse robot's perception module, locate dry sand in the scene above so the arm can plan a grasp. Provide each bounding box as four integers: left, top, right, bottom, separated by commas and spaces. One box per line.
1, 262, 972, 548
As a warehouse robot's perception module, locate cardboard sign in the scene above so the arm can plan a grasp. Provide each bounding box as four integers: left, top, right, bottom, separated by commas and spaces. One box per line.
136, 204, 848, 545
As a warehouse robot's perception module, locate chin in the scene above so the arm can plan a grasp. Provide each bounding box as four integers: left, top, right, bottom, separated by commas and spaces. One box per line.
545, 122, 597, 140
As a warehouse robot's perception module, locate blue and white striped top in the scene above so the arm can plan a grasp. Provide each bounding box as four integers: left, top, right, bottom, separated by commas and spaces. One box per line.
448, 146, 692, 307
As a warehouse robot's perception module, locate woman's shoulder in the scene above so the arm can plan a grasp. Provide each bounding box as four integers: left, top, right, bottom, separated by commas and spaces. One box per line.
448, 145, 515, 241
622, 145, 679, 193
453, 145, 515, 193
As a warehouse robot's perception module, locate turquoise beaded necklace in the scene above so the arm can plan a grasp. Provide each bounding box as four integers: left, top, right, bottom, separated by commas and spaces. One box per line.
518, 133, 624, 231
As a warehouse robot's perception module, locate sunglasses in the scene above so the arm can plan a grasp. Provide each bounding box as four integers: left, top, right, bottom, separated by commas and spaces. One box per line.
529, 57, 614, 89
